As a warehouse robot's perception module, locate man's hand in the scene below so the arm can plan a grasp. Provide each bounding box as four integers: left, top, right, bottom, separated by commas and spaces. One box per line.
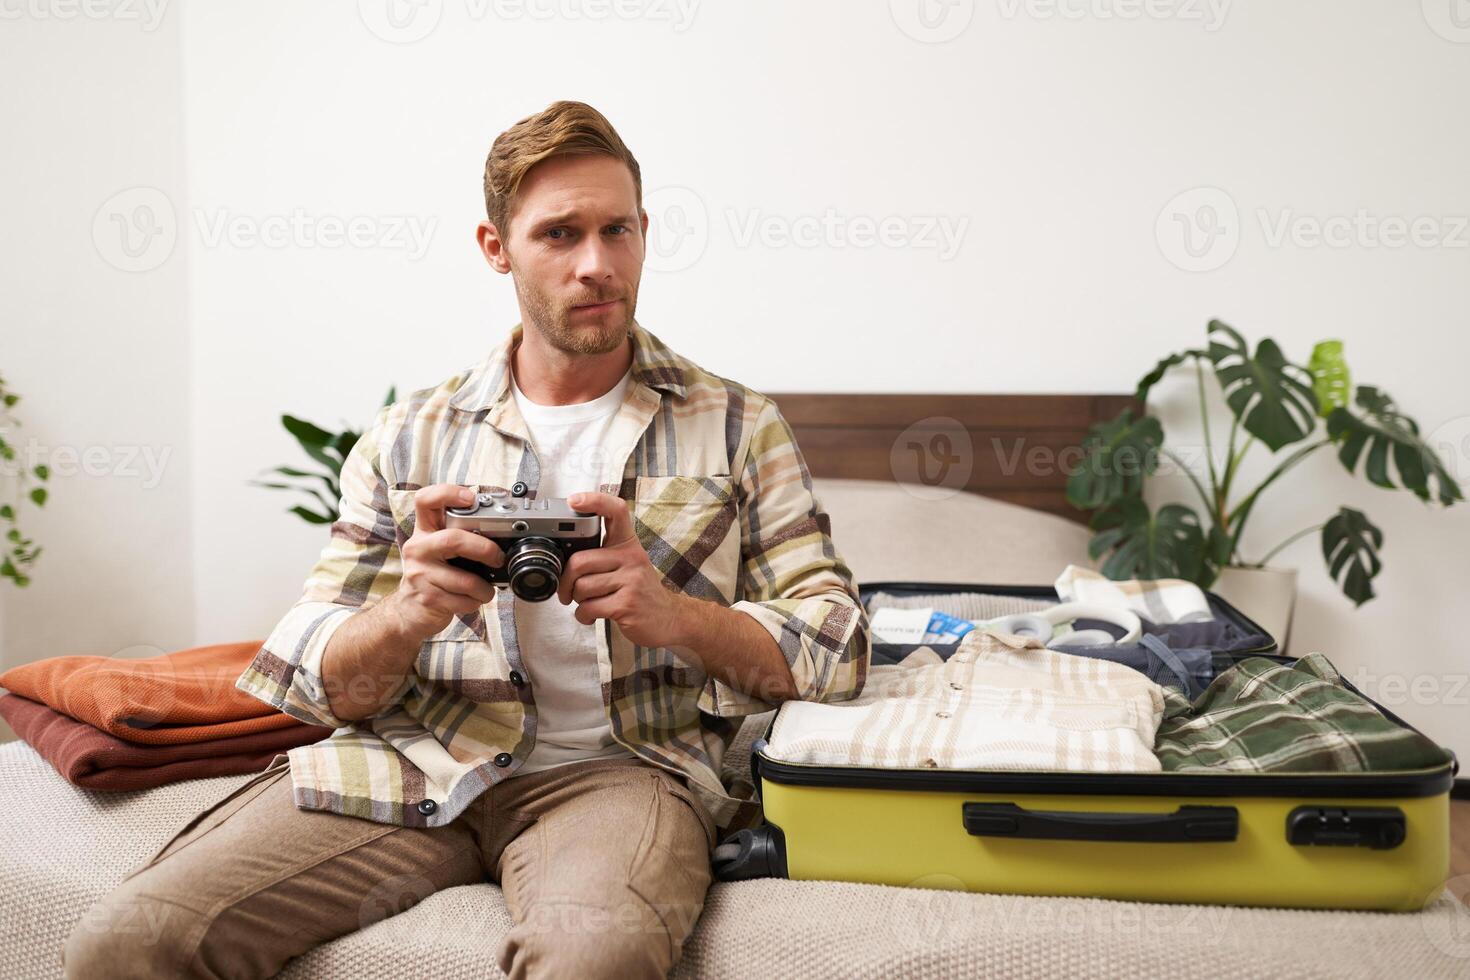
555, 491, 693, 648
383, 484, 506, 643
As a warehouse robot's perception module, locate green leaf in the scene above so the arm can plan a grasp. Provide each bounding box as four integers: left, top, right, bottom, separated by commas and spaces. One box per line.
282, 414, 334, 447
330, 429, 360, 460
6, 529, 17, 542
1135, 349, 1207, 405
33, 464, 50, 480
1322, 507, 1383, 606
2, 393, 17, 407
0, 505, 12, 520
1206, 320, 1319, 452
289, 505, 335, 525
1307, 340, 1351, 417
0, 439, 12, 461
1327, 386, 1464, 506
382, 386, 397, 407
29, 487, 46, 507
282, 415, 343, 474
1205, 523, 1235, 570
1087, 498, 1210, 586
1065, 410, 1163, 512
263, 465, 341, 499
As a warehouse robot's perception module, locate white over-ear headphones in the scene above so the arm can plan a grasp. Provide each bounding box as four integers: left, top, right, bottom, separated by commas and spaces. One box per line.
980, 602, 1142, 648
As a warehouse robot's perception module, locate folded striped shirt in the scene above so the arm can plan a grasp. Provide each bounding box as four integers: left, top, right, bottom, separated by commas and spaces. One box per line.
765, 629, 1165, 773
234, 321, 871, 834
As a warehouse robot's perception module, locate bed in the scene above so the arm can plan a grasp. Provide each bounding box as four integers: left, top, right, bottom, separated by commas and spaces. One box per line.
3, 392, 1466, 980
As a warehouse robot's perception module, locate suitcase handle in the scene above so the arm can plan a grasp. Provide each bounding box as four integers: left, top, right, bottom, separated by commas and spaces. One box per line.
962, 802, 1238, 843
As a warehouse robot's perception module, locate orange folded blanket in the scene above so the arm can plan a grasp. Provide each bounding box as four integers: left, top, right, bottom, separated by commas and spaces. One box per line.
0, 693, 331, 791
0, 640, 304, 745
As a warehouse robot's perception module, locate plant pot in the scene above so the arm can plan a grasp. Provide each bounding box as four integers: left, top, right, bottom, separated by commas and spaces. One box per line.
1211, 565, 1297, 653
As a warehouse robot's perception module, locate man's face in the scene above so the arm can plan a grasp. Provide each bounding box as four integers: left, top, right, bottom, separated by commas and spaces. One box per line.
481, 154, 648, 356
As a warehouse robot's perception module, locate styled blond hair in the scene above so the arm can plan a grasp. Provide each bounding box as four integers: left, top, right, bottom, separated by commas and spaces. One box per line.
483, 100, 643, 232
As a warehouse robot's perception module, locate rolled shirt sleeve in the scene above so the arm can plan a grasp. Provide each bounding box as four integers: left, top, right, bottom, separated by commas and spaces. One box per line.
701, 397, 871, 717
235, 406, 408, 729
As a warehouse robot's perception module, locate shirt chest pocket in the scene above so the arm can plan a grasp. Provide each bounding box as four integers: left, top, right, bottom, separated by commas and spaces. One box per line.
629, 475, 741, 603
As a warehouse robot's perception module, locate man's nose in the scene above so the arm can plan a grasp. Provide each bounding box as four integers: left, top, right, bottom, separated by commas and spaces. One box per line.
572, 237, 616, 284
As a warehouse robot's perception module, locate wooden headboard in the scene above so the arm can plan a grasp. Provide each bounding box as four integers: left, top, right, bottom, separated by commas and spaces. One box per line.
766, 393, 1137, 524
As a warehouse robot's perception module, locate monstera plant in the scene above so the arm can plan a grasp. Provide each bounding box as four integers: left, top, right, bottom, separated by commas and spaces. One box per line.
252, 387, 396, 525
1067, 320, 1462, 606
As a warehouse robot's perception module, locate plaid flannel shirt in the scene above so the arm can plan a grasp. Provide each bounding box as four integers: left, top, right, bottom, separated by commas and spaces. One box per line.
235, 321, 870, 835
1155, 652, 1453, 773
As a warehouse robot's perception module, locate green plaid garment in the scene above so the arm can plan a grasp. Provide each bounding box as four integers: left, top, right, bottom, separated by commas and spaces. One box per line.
1155, 653, 1452, 773
235, 321, 870, 834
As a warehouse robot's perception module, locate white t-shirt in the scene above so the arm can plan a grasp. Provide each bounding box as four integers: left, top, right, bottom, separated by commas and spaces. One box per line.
509, 365, 639, 774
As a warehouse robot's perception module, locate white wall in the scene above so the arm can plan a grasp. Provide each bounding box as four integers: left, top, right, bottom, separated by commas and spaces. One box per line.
7, 0, 1469, 758
0, 1, 194, 736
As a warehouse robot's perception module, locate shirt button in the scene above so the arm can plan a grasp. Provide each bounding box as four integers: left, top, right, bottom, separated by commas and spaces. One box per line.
494, 752, 514, 768
417, 799, 437, 816
509, 670, 525, 688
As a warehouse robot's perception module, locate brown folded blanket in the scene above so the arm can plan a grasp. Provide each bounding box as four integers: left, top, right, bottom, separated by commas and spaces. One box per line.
0, 693, 332, 790
0, 640, 302, 744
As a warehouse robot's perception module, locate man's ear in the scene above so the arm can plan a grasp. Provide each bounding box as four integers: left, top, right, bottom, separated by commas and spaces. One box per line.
477, 220, 512, 275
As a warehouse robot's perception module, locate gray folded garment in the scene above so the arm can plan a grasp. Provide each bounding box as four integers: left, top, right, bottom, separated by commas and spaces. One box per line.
864, 591, 1267, 697
864, 590, 1052, 621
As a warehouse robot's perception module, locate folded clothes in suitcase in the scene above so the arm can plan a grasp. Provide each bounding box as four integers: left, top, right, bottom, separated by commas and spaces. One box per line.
716, 580, 1460, 913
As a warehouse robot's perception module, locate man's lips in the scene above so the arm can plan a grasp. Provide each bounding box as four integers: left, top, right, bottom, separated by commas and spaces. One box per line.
571, 299, 620, 314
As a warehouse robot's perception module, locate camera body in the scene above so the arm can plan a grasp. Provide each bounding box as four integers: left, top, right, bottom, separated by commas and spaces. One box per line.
445, 489, 602, 602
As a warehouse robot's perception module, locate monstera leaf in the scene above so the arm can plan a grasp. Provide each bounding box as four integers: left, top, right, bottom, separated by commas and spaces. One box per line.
1322, 507, 1383, 606
1327, 386, 1464, 506
1065, 410, 1164, 512
1206, 320, 1319, 451
1135, 348, 1207, 405
1087, 497, 1210, 586
1307, 340, 1352, 417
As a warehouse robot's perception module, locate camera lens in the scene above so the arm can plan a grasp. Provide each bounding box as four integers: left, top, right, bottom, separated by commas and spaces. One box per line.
506, 537, 562, 602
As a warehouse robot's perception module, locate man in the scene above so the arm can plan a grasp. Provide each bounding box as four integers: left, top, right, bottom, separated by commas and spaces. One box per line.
63, 100, 869, 979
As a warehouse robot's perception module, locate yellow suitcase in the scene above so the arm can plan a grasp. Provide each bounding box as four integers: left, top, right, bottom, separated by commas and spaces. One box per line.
718, 583, 1458, 913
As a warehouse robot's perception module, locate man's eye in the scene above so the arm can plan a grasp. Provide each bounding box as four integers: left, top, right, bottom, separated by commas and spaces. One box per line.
606, 224, 627, 235
547, 228, 568, 241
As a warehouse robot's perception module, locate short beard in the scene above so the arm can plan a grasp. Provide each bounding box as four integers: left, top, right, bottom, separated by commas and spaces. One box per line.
512, 259, 638, 356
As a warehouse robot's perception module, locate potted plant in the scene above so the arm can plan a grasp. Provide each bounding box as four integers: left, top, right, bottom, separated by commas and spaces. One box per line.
0, 374, 49, 587
1066, 320, 1463, 645
252, 388, 396, 525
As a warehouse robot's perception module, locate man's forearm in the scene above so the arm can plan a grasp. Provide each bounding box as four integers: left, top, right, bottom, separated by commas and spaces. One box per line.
671, 594, 799, 704
320, 596, 424, 722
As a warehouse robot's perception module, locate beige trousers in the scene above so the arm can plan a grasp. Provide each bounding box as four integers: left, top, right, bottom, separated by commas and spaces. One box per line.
62, 754, 717, 980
